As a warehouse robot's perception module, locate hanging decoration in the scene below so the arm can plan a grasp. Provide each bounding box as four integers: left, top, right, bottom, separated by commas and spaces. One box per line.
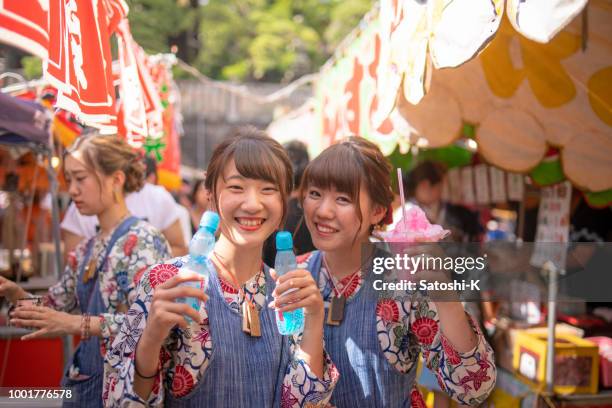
278, 0, 610, 205
149, 56, 182, 190
115, 17, 163, 147
0, 0, 49, 58
44, 0, 128, 133
0, 0, 182, 189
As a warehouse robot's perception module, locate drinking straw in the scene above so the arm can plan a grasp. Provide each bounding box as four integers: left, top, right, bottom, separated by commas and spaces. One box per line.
397, 168, 407, 228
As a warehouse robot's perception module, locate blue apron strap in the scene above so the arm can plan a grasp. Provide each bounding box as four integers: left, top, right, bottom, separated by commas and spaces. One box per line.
76, 239, 96, 313
77, 239, 95, 280
96, 216, 140, 277
307, 250, 323, 282
85, 216, 139, 311
77, 216, 140, 313
67, 216, 141, 381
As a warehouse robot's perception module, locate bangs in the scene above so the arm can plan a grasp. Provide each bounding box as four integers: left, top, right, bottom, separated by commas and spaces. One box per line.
302, 143, 362, 201
230, 138, 288, 191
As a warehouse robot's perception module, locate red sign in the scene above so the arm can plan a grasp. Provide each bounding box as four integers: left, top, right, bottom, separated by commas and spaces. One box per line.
116, 19, 163, 146
0, 0, 49, 58
45, 0, 127, 132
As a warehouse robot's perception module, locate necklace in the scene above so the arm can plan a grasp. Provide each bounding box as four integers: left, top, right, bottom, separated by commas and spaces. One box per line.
321, 255, 362, 326
212, 251, 263, 337
321, 249, 376, 326
83, 212, 131, 283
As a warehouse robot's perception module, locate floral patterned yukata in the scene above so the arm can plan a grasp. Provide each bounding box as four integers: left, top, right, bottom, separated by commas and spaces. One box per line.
44, 219, 171, 378
294, 251, 496, 407
103, 255, 339, 407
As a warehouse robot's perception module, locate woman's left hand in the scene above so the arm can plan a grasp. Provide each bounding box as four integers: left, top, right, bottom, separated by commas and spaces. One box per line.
270, 269, 324, 324
10, 306, 80, 340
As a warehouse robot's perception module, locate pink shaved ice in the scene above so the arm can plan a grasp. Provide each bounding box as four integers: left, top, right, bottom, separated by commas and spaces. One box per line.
380, 205, 450, 243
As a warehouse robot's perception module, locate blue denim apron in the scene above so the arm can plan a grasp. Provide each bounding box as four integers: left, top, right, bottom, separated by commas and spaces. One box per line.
164, 262, 290, 408
307, 250, 416, 407
61, 216, 139, 408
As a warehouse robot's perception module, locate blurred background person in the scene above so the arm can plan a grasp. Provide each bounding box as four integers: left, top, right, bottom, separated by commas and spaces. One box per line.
393, 161, 486, 408
392, 160, 482, 242
189, 176, 211, 233
61, 154, 187, 258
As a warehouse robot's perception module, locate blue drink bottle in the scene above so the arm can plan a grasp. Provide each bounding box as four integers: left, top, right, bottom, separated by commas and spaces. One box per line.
178, 211, 219, 320
274, 231, 304, 335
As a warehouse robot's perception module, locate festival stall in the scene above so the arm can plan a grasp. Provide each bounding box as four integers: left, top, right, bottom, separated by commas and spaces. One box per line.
0, 0, 184, 389
269, 0, 612, 405
0, 92, 61, 281
270, 0, 611, 204
0, 92, 69, 389
0, 0, 183, 190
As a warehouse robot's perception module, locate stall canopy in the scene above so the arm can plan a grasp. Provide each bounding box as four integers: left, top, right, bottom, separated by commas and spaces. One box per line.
397, 0, 611, 194
0, 92, 52, 149
274, 0, 611, 205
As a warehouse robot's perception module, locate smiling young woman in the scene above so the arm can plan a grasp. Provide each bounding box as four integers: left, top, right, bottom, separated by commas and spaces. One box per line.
103, 127, 338, 407
297, 137, 496, 407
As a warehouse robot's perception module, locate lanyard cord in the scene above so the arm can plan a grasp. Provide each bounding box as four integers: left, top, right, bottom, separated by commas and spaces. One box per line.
212, 251, 262, 310
321, 255, 361, 298
321, 249, 376, 297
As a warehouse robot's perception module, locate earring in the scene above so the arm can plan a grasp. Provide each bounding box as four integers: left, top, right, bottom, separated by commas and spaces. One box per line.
113, 188, 121, 204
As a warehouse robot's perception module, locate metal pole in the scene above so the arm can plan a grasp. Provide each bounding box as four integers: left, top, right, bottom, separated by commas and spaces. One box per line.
544, 260, 558, 394
517, 195, 526, 241
46, 156, 62, 279
46, 153, 73, 368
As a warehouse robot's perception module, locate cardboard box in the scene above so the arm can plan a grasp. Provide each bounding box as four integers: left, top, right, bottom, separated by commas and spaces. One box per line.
513, 331, 600, 395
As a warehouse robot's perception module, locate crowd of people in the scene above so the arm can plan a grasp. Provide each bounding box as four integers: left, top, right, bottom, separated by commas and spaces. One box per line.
0, 127, 496, 407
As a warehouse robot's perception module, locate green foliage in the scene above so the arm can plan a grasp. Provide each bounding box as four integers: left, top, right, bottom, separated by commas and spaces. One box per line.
21, 56, 42, 79
126, 0, 373, 82
324, 0, 372, 49
126, 0, 196, 53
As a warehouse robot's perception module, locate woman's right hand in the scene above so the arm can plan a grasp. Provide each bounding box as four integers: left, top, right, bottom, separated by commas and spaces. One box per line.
0, 276, 26, 304
141, 271, 208, 347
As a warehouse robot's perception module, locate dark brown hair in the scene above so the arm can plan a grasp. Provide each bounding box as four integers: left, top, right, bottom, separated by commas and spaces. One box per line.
205, 126, 293, 225
405, 160, 447, 197
65, 134, 144, 193
190, 178, 206, 204
299, 136, 394, 233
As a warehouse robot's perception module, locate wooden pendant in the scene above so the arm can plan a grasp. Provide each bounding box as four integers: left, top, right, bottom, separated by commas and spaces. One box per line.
83, 258, 96, 283
241, 301, 251, 334
326, 295, 346, 326
248, 304, 261, 337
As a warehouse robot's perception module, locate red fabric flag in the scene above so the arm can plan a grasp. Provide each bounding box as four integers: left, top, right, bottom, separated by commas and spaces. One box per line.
45, 0, 127, 133
136, 46, 164, 139
0, 0, 49, 59
116, 19, 163, 147
116, 19, 147, 145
